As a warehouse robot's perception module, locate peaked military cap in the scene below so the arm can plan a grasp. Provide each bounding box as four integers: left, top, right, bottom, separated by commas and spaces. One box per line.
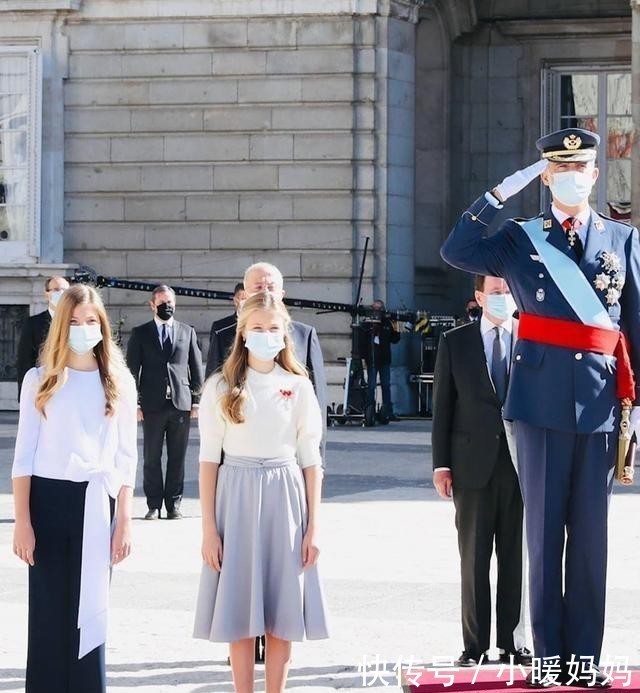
536, 127, 600, 163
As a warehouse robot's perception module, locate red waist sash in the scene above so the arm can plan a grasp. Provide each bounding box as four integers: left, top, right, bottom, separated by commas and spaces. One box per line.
518, 313, 636, 401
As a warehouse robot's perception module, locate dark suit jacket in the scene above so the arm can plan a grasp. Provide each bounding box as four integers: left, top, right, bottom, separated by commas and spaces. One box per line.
359, 317, 401, 367
126, 320, 204, 413
432, 320, 513, 490
205, 312, 237, 379
16, 310, 51, 399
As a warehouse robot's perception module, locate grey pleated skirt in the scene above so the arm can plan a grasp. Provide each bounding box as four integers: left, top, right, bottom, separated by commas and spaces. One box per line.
193, 454, 330, 643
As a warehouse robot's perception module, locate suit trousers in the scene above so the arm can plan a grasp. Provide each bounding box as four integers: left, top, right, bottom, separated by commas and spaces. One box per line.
514, 422, 615, 664
367, 364, 393, 414
142, 400, 191, 512
27, 476, 111, 693
452, 441, 524, 657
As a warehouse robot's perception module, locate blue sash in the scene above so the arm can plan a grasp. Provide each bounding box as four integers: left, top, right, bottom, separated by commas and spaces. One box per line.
519, 218, 613, 330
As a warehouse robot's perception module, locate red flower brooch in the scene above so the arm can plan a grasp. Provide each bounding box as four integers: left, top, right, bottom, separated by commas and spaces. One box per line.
279, 389, 294, 400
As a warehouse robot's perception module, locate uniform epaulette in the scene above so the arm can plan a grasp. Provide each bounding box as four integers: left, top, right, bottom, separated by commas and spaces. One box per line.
513, 213, 543, 223
596, 212, 633, 228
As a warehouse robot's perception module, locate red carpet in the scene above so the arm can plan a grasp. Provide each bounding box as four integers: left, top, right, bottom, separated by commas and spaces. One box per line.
400, 668, 640, 692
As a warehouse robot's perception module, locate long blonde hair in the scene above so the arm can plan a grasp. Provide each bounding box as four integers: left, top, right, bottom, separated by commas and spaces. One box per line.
35, 284, 127, 417
220, 292, 307, 424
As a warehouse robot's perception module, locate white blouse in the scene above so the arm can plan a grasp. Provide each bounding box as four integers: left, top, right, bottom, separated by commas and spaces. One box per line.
199, 364, 323, 468
12, 366, 138, 487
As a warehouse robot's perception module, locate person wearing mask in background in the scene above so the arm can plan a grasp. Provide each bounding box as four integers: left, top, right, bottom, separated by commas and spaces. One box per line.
11, 284, 137, 693
205, 282, 246, 378
465, 297, 481, 323
360, 299, 401, 421
432, 275, 530, 670
441, 128, 640, 688
194, 292, 329, 692
16, 275, 70, 399
126, 285, 204, 520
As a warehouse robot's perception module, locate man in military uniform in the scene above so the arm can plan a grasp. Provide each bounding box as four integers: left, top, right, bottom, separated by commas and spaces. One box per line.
441, 128, 640, 688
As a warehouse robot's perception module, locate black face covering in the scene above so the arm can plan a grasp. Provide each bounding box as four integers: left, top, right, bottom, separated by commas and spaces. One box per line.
156, 302, 175, 321
467, 306, 481, 321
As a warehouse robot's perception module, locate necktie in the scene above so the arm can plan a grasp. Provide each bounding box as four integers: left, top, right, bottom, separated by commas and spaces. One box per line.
162, 324, 172, 359
562, 217, 584, 263
491, 326, 508, 404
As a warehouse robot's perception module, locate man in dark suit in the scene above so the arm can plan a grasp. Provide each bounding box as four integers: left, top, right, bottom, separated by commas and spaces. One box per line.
127, 284, 204, 520
16, 275, 70, 398
432, 274, 530, 669
359, 299, 401, 420
205, 282, 245, 378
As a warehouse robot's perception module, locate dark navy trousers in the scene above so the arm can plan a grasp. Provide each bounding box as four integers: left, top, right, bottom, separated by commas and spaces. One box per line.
514, 422, 615, 665
27, 476, 109, 693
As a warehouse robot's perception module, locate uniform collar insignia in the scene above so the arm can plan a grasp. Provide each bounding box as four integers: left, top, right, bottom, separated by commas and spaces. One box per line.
543, 219, 553, 230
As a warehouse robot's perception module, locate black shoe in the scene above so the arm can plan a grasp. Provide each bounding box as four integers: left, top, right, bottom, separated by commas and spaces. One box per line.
166, 509, 183, 520
255, 635, 265, 663
388, 414, 400, 422
144, 508, 160, 520
564, 667, 612, 688
526, 671, 562, 688
500, 648, 533, 666
455, 651, 487, 667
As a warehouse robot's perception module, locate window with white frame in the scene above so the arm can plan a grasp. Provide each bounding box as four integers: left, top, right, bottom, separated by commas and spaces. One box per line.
0, 46, 41, 262
542, 66, 633, 220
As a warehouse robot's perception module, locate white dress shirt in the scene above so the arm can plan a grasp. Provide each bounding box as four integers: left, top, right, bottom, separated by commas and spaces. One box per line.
551, 204, 591, 246
199, 364, 323, 468
154, 315, 175, 345
480, 314, 513, 379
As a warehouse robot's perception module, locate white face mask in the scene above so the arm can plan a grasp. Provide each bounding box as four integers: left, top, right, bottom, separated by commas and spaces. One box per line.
49, 289, 65, 310
484, 293, 517, 322
549, 170, 595, 206
244, 331, 285, 361
69, 324, 103, 355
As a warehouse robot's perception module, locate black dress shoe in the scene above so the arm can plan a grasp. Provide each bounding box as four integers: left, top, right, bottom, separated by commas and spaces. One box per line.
500, 648, 533, 666
455, 651, 487, 667
525, 671, 562, 688
255, 635, 265, 663
144, 509, 160, 520
166, 509, 183, 520
564, 667, 612, 688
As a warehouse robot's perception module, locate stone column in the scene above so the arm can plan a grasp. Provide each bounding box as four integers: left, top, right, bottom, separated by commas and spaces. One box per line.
632, 0, 640, 229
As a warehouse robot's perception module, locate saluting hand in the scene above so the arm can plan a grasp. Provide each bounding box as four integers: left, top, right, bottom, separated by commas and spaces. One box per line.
302, 526, 320, 569
492, 159, 548, 203
433, 470, 453, 499
13, 520, 36, 566
202, 529, 223, 571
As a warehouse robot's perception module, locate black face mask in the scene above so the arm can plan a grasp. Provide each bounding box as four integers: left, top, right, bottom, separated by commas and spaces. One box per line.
156, 302, 175, 321
467, 306, 481, 321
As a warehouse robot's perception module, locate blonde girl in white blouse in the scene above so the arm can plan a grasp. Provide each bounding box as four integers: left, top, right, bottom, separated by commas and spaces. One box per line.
194, 291, 329, 693
12, 283, 138, 693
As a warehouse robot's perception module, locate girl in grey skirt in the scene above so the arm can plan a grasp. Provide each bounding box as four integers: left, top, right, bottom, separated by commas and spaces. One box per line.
194, 291, 329, 692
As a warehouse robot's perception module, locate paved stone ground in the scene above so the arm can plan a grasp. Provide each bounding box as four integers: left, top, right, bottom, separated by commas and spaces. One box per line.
0, 414, 638, 692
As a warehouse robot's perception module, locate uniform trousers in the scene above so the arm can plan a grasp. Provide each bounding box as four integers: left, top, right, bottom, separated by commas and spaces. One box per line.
452, 442, 524, 657
27, 475, 113, 693
142, 400, 191, 512
514, 422, 615, 665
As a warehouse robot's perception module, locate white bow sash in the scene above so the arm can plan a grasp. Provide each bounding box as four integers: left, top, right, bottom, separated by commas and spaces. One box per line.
65, 451, 124, 659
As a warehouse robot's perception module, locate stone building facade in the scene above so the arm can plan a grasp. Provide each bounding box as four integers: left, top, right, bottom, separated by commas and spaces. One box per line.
0, 0, 637, 409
